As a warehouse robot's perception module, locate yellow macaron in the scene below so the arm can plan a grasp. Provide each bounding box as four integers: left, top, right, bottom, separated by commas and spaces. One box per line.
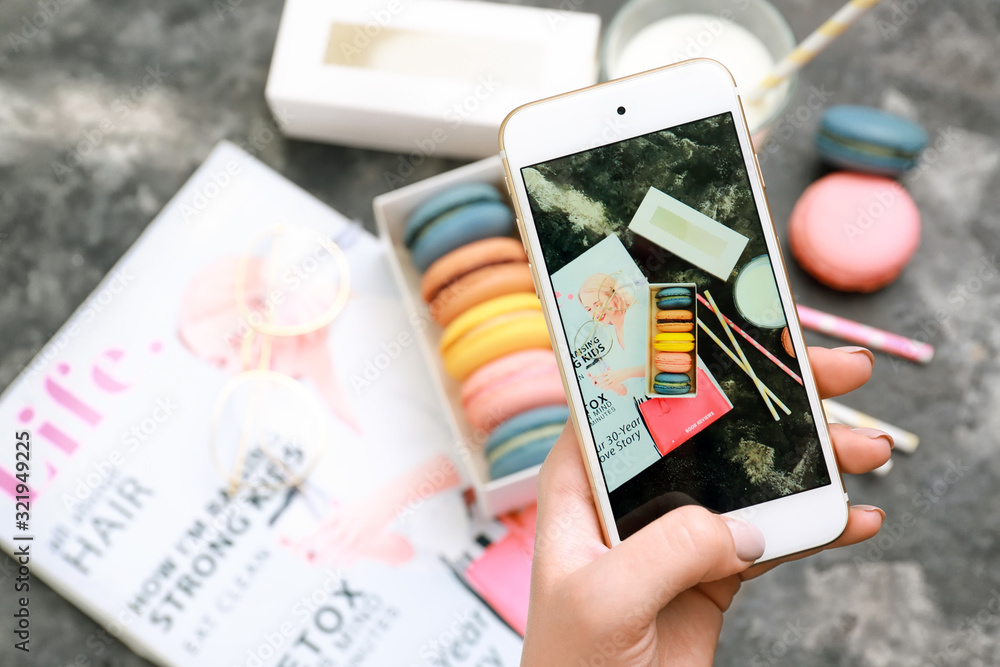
653, 332, 695, 352
440, 292, 552, 379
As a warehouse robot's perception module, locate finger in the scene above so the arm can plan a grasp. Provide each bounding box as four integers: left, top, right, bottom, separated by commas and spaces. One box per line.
581, 507, 764, 621
694, 575, 742, 613
654, 589, 726, 664
741, 504, 884, 579
807, 346, 875, 398
828, 422, 893, 474
532, 422, 610, 581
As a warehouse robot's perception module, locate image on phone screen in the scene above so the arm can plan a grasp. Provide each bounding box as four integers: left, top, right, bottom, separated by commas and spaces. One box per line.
519, 112, 831, 539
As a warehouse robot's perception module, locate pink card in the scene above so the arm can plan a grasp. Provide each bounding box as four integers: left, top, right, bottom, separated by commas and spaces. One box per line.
464, 505, 537, 636
639, 365, 732, 456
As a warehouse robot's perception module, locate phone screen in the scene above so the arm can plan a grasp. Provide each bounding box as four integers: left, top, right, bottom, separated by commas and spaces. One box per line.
519, 112, 831, 539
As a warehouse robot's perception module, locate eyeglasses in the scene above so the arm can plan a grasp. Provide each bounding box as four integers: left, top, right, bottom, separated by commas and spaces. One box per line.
209, 223, 354, 496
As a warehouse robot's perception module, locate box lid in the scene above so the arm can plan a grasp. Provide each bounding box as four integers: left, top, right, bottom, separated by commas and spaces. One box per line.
266, 0, 601, 158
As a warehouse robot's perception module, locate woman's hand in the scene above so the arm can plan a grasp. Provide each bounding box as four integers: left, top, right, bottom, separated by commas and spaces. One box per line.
522, 346, 890, 666
591, 365, 645, 396
284, 454, 460, 567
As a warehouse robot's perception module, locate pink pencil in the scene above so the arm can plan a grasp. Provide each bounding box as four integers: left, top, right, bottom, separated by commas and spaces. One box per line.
796, 305, 934, 364
696, 294, 804, 385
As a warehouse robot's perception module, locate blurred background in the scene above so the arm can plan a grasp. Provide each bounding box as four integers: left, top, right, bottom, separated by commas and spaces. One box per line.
1, 0, 999, 665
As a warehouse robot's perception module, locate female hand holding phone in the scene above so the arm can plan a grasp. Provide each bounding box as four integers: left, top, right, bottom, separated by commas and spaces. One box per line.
523, 346, 891, 666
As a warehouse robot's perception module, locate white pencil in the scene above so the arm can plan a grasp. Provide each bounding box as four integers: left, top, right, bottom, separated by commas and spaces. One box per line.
822, 399, 919, 454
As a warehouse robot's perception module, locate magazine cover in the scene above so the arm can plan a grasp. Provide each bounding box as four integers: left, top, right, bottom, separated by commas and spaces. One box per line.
550, 235, 656, 492
0, 142, 523, 666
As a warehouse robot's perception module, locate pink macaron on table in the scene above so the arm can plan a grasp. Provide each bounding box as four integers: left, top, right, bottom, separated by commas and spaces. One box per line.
788, 172, 921, 293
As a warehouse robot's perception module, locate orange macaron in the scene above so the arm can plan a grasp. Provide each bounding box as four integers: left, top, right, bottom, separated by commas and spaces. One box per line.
655, 309, 694, 333
420, 237, 535, 326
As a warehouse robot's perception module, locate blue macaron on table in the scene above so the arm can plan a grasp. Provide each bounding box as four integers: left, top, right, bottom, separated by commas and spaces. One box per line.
816, 105, 929, 177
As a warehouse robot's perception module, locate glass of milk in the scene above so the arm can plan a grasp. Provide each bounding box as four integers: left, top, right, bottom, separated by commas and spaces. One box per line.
600, 0, 797, 149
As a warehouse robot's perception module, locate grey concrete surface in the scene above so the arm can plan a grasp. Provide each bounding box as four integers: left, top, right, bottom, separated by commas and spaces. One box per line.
1, 0, 998, 665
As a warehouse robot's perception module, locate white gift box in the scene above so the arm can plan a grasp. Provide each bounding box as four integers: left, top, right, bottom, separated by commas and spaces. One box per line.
374, 155, 545, 516
267, 0, 601, 159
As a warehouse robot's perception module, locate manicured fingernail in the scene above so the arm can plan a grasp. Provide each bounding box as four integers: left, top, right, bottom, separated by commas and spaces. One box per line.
850, 427, 895, 450
722, 517, 766, 562
835, 346, 875, 368
853, 504, 886, 522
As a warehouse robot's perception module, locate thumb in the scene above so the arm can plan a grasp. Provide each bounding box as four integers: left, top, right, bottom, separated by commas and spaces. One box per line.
579, 506, 765, 622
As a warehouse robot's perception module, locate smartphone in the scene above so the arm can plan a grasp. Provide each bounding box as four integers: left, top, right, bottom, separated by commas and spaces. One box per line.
499, 59, 847, 562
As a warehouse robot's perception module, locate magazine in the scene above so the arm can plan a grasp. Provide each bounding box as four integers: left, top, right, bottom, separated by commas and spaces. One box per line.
0, 142, 523, 666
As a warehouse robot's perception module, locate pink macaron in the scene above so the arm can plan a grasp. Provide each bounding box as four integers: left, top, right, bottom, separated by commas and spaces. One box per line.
461, 349, 567, 437
653, 351, 693, 374
788, 172, 921, 292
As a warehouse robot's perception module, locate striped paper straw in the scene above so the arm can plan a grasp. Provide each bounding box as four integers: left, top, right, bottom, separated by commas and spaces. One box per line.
746, 0, 884, 101
696, 293, 803, 385
696, 318, 790, 416
705, 291, 782, 420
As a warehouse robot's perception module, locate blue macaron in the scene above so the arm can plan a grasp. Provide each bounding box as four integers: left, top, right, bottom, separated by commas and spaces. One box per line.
403, 183, 515, 272
816, 105, 928, 177
655, 286, 693, 309
652, 372, 691, 395
485, 405, 569, 480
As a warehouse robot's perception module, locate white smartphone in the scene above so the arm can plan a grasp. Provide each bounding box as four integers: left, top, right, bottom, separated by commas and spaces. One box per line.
499, 59, 848, 562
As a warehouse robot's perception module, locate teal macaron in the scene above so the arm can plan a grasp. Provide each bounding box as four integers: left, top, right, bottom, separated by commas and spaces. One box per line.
816, 105, 928, 177
485, 405, 569, 480
403, 183, 515, 272
652, 372, 690, 395
655, 286, 692, 309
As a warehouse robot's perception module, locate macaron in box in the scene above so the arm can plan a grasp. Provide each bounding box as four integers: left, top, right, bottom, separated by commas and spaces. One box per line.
486, 406, 570, 480
410, 184, 563, 478
375, 156, 564, 517
404, 182, 516, 273
420, 237, 534, 326
646, 283, 698, 398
